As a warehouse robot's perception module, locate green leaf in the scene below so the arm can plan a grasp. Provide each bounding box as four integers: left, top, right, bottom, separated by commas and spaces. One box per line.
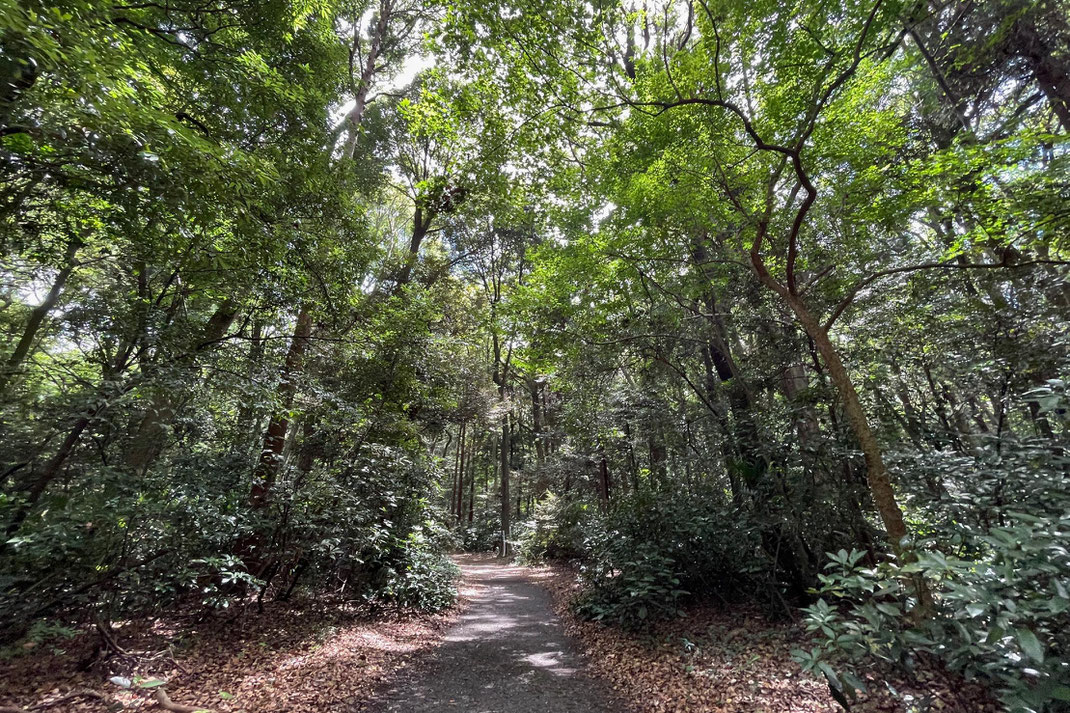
841, 671, 869, 694
1016, 628, 1044, 663
817, 661, 841, 690
875, 602, 899, 617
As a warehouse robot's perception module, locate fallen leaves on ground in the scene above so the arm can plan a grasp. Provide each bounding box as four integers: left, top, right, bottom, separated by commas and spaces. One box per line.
535, 564, 999, 713
0, 586, 473, 713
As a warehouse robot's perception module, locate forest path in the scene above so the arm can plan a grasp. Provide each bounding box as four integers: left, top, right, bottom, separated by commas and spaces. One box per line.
361, 554, 620, 713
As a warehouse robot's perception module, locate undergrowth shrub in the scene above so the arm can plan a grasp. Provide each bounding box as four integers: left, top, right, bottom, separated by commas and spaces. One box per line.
515, 492, 594, 564
0, 444, 459, 638
458, 510, 501, 552
372, 535, 460, 612
797, 437, 1070, 713
572, 487, 766, 629
798, 521, 1070, 713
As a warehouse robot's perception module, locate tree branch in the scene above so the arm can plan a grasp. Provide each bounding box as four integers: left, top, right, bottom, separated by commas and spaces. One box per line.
824, 258, 1070, 331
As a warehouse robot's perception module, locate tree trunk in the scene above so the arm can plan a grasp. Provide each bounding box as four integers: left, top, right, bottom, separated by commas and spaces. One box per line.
528, 376, 546, 465
748, 223, 911, 551
691, 241, 760, 498
598, 452, 611, 510
340, 0, 392, 159
0, 236, 81, 395
296, 417, 321, 480
787, 297, 909, 548
623, 420, 639, 492
5, 413, 93, 538
6, 319, 150, 539
648, 436, 667, 481
455, 422, 467, 522
5, 299, 240, 535
249, 307, 313, 508
393, 207, 433, 290
499, 411, 511, 557
515, 468, 522, 518
235, 318, 265, 446
1015, 15, 1070, 131
468, 459, 475, 524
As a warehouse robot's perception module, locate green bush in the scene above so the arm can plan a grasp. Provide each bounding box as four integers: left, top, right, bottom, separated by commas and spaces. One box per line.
574, 536, 686, 628
796, 514, 1070, 713
572, 488, 767, 629
458, 510, 502, 552
0, 444, 459, 636
515, 492, 594, 564
794, 411, 1070, 713
374, 537, 460, 612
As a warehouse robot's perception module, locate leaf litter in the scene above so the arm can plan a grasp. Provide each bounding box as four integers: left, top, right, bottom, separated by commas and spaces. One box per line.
0, 582, 477, 713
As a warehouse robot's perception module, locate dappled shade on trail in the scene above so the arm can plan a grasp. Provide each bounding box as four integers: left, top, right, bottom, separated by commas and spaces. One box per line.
364, 556, 619, 713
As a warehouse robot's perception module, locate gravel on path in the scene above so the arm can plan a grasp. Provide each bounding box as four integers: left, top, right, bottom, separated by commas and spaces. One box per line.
363, 554, 621, 713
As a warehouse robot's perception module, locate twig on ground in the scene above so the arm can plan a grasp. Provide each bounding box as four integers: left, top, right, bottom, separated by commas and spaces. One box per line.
95, 618, 131, 658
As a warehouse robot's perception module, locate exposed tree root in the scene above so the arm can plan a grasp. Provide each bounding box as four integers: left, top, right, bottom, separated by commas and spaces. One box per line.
154, 688, 214, 713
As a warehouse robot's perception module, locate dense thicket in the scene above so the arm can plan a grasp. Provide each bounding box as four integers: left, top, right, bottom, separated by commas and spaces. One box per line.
2, 0, 1068, 710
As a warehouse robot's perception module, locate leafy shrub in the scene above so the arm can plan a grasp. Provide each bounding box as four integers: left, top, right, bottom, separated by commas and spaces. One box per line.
515, 492, 594, 564
572, 487, 767, 629
796, 514, 1070, 713
795, 409, 1070, 713
0, 620, 78, 659
458, 510, 502, 552
0, 443, 459, 637
574, 537, 686, 629
373, 536, 460, 612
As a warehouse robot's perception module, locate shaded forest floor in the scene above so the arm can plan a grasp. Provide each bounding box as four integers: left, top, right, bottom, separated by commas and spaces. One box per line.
1, 560, 1000, 713
0, 587, 470, 713
537, 564, 998, 713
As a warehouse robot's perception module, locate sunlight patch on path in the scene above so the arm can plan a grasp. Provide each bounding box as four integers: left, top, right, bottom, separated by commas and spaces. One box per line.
361, 555, 620, 713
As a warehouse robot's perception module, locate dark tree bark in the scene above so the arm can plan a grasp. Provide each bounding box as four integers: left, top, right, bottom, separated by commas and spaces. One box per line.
5, 412, 94, 538
689, 239, 763, 500
393, 206, 433, 290
1015, 14, 1070, 131
623, 420, 639, 492
468, 458, 475, 524
296, 417, 321, 479
648, 435, 667, 481
249, 307, 313, 508
455, 421, 467, 522
598, 452, 611, 510
499, 411, 511, 557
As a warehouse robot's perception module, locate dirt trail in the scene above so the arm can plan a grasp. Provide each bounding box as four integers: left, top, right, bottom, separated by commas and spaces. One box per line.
362, 554, 620, 713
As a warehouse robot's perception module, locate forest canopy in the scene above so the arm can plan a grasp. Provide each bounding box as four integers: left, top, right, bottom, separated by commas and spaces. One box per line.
1, 0, 1068, 711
